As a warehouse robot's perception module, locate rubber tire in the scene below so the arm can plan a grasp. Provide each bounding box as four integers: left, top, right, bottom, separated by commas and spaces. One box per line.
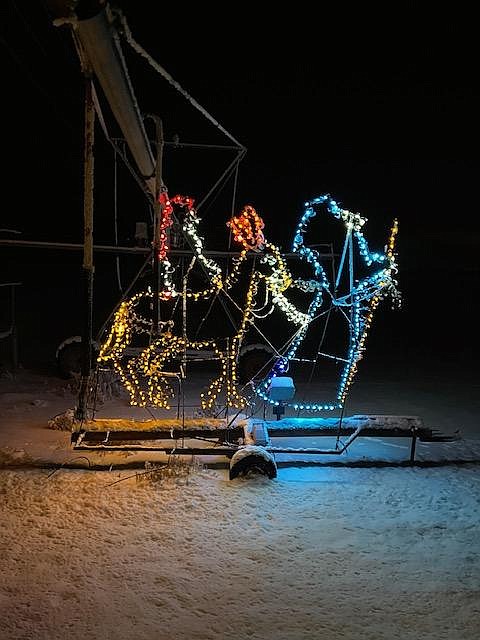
57, 342, 83, 379
57, 341, 99, 379
238, 348, 273, 384
229, 453, 277, 480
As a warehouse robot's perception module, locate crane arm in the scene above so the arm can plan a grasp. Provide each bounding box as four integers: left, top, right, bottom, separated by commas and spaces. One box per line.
47, 0, 156, 197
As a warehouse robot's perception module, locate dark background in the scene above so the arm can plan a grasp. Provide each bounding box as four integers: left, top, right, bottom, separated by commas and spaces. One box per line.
0, 1, 478, 382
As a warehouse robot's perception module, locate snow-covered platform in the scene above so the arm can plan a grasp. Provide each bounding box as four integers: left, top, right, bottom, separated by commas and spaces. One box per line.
248, 414, 425, 437
72, 414, 459, 466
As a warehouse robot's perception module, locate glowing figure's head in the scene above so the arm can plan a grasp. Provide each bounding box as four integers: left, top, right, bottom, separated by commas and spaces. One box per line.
228, 205, 265, 251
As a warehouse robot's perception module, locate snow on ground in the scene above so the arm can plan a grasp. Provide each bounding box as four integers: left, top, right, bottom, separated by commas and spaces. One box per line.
0, 367, 480, 639
1, 466, 479, 640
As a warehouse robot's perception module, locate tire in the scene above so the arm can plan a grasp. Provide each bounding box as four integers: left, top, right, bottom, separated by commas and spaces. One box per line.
238, 346, 273, 384
57, 341, 83, 379
56, 339, 98, 379
229, 446, 277, 480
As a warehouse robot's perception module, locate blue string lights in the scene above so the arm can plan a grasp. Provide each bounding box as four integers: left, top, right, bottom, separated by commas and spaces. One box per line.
254, 195, 401, 411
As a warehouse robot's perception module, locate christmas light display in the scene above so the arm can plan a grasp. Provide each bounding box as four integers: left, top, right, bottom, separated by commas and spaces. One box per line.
156, 192, 174, 261
254, 198, 400, 411
227, 205, 265, 250
98, 196, 250, 410
98, 194, 400, 414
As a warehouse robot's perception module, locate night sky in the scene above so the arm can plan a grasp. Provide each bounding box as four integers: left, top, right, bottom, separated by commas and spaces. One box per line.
1, 1, 478, 372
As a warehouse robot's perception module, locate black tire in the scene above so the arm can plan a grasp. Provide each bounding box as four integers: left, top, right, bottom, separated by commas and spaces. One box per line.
57, 341, 99, 379
229, 453, 277, 480
238, 347, 273, 384
57, 342, 83, 379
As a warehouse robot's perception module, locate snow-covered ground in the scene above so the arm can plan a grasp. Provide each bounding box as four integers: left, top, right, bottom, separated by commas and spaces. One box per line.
1, 366, 479, 639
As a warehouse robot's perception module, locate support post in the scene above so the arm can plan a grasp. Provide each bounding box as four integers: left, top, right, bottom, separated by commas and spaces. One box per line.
76, 77, 95, 421
151, 116, 164, 337
409, 430, 417, 464
10, 284, 18, 372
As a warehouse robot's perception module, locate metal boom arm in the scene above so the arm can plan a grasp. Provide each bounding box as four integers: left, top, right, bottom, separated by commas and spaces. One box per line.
47, 0, 156, 197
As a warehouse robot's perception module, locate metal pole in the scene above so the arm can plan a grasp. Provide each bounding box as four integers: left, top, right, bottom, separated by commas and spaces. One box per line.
76, 77, 95, 421
0, 239, 336, 261
10, 284, 18, 372
151, 116, 164, 337
409, 431, 417, 464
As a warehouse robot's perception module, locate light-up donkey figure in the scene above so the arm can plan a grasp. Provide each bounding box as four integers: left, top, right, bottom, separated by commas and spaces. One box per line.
97, 194, 249, 412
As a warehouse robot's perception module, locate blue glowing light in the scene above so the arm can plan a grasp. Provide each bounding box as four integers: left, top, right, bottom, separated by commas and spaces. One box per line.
254, 195, 400, 412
